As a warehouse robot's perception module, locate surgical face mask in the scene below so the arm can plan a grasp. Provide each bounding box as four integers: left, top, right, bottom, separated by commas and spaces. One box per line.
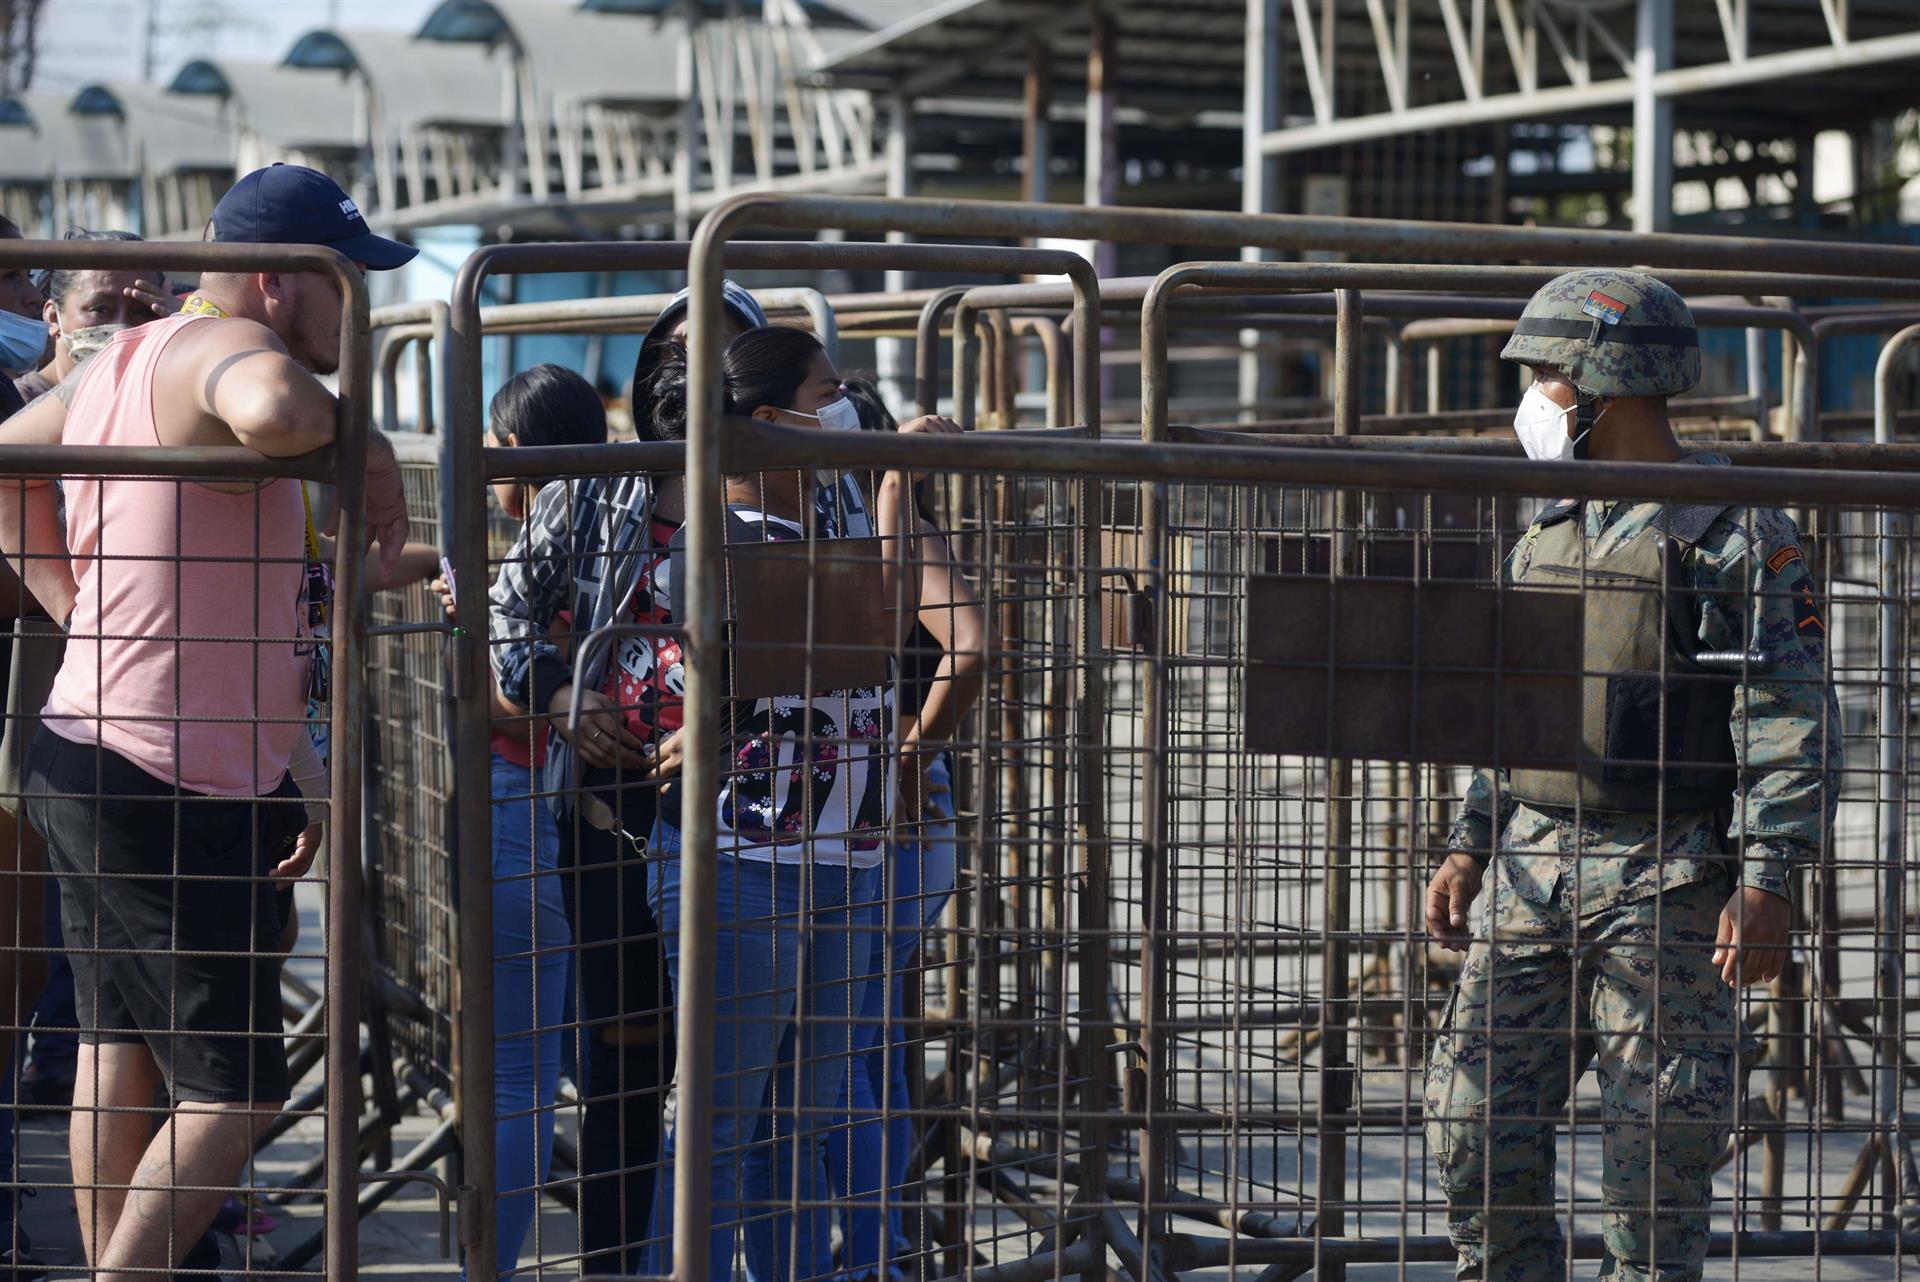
787, 395, 862, 432
0, 308, 48, 375
785, 396, 860, 487
66, 322, 128, 363
1513, 383, 1589, 461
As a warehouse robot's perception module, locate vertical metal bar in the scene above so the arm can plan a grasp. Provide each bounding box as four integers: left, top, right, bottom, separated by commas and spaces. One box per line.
444, 265, 497, 1275
1241, 0, 1285, 420
1068, 253, 1111, 1265
680, 213, 731, 1282
1632, 0, 1675, 234
1872, 325, 1915, 1225
792, 286, 840, 364
878, 94, 915, 410
414, 330, 437, 436
916, 287, 969, 419
1745, 323, 1769, 441
1024, 38, 1053, 204
326, 255, 373, 1282
1315, 287, 1363, 1282
954, 300, 983, 433
1134, 261, 1176, 1272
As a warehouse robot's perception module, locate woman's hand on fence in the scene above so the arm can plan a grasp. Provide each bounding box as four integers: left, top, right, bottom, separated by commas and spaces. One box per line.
429, 577, 456, 621
640, 727, 685, 787
547, 685, 647, 769
1713, 886, 1792, 987
894, 415, 962, 481
1424, 852, 1484, 953
274, 823, 324, 889
896, 745, 949, 822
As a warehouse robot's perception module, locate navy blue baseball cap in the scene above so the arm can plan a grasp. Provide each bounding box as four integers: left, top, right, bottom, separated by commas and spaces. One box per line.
210, 163, 417, 270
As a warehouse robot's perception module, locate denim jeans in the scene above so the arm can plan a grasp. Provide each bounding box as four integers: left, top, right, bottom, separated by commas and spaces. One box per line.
829, 753, 957, 1276
644, 825, 876, 1282
484, 754, 570, 1278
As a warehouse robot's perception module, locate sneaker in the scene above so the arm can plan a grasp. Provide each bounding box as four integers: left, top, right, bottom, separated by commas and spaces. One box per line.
0, 1245, 48, 1282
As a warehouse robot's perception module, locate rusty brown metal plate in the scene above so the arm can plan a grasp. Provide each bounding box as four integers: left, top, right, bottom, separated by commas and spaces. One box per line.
730, 537, 894, 700
1244, 575, 1582, 766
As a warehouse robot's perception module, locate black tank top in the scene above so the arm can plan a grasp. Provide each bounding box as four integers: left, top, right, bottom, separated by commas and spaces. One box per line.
898, 620, 943, 716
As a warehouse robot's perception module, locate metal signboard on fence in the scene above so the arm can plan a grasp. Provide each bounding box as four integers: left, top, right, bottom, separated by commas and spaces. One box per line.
1243, 574, 1583, 764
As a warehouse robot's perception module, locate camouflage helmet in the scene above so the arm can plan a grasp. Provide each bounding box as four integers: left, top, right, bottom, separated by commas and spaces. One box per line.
1501, 268, 1700, 398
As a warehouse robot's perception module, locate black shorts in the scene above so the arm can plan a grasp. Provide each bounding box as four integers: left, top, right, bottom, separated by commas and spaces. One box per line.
24, 730, 305, 1104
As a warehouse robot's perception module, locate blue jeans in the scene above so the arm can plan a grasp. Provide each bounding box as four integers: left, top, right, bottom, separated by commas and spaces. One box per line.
828, 755, 957, 1276
644, 826, 876, 1282
484, 754, 570, 1278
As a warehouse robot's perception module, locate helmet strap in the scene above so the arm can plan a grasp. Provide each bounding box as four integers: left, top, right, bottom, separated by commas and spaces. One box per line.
1572, 393, 1596, 461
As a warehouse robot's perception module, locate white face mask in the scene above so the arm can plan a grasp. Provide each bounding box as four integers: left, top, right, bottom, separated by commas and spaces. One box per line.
786, 395, 862, 432
1513, 383, 1589, 461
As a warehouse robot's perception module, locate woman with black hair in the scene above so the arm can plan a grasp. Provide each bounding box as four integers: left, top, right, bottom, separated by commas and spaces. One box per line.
634, 326, 955, 1282
487, 284, 766, 1275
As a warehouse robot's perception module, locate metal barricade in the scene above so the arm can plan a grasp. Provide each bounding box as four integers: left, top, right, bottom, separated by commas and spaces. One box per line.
373, 197, 1920, 1282
665, 193, 1920, 1282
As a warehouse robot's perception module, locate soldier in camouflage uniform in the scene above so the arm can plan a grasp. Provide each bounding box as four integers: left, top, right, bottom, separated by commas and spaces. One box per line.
1422, 270, 1841, 1282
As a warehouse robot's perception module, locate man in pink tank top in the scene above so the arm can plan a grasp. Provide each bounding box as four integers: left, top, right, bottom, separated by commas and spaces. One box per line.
0, 164, 413, 1282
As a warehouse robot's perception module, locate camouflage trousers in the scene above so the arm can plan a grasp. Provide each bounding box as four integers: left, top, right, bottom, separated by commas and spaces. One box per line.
1424, 869, 1739, 1282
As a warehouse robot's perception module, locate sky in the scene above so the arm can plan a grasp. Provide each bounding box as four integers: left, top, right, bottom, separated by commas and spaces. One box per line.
35, 0, 443, 94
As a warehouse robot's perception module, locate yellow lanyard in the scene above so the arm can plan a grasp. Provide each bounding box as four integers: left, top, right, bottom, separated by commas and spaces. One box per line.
178, 294, 229, 319
301, 480, 322, 563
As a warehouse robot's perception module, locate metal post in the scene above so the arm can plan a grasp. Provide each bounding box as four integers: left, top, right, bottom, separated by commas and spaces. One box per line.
1314, 288, 1362, 1282
325, 253, 373, 1282
1633, 0, 1676, 234
1872, 325, 1914, 1226
444, 265, 497, 1276
1024, 39, 1052, 204
879, 94, 914, 409
1085, 0, 1118, 286
1240, 0, 1285, 420
673, 0, 700, 241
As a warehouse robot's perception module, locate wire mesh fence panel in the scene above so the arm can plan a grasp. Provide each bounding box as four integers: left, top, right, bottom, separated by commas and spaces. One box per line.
365, 441, 456, 1097
435, 411, 1920, 1282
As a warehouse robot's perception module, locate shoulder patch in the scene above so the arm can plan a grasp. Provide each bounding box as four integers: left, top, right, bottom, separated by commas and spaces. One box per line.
1765, 545, 1803, 576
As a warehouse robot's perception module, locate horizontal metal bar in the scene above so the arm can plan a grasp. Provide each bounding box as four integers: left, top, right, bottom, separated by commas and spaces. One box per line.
1169, 425, 1920, 472
0, 444, 337, 482
1166, 1229, 1915, 1268
717, 418, 1920, 508
707, 193, 1920, 280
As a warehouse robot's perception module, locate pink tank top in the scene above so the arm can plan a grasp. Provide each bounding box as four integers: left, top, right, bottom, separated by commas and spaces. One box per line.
44, 314, 309, 797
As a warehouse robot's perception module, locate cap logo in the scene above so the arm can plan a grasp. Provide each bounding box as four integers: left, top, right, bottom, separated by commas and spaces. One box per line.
1581, 289, 1627, 326
339, 198, 362, 222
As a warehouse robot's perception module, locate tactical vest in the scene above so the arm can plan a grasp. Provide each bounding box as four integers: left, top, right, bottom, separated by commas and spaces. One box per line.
1506, 500, 1739, 814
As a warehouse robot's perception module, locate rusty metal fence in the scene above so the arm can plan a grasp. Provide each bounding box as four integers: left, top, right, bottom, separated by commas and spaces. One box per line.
324, 198, 1920, 1280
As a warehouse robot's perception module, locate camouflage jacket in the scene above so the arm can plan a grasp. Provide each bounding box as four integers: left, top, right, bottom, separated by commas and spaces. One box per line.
1446, 454, 1842, 915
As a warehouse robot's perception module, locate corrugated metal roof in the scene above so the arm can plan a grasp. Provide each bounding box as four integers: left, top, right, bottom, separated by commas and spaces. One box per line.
30, 90, 134, 180
169, 60, 359, 151
75, 82, 232, 175
811, 0, 1247, 113
0, 94, 57, 182
579, 0, 873, 25
418, 0, 680, 108
283, 28, 512, 131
